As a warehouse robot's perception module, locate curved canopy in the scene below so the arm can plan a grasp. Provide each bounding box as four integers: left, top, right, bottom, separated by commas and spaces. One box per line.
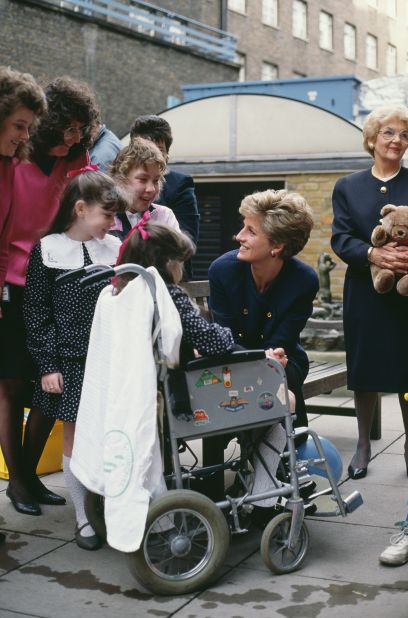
159, 94, 365, 164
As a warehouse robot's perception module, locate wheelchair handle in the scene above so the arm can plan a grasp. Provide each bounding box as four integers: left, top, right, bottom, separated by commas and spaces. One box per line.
80, 268, 116, 287
56, 264, 112, 286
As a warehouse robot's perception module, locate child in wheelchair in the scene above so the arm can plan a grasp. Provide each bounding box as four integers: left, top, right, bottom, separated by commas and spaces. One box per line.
115, 220, 315, 528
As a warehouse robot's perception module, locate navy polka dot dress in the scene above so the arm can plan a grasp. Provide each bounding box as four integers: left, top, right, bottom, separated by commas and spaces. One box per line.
24, 242, 111, 422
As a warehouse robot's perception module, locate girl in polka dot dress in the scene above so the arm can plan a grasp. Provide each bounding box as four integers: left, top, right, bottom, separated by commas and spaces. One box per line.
23, 168, 126, 550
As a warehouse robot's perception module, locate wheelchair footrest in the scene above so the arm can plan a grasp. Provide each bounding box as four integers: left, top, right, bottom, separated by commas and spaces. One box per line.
310, 490, 363, 517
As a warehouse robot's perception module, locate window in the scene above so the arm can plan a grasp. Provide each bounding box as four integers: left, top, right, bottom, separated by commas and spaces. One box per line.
261, 61, 278, 80
292, 0, 307, 39
386, 43, 397, 75
319, 11, 333, 50
344, 23, 356, 60
228, 0, 246, 14
235, 52, 246, 81
262, 0, 278, 27
386, 0, 397, 17
366, 33, 378, 69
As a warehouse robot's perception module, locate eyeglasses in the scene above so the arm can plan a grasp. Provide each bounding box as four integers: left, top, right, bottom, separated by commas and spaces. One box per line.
378, 128, 408, 143
63, 125, 89, 139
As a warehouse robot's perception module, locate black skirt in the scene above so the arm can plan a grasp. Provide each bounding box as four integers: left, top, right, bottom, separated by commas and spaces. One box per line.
0, 284, 35, 380
32, 357, 86, 422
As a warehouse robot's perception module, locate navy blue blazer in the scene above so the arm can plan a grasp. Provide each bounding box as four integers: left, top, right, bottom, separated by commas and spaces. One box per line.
208, 250, 319, 380
158, 170, 199, 244
331, 166, 408, 391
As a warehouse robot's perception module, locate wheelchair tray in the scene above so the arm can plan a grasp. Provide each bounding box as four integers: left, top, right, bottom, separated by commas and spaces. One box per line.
168, 356, 290, 440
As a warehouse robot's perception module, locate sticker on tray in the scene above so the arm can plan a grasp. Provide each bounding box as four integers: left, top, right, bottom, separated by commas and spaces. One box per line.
219, 395, 249, 412
257, 377, 263, 386
228, 390, 239, 397
222, 367, 232, 388
195, 369, 221, 388
244, 385, 254, 393
257, 391, 275, 411
193, 409, 210, 425
276, 384, 287, 405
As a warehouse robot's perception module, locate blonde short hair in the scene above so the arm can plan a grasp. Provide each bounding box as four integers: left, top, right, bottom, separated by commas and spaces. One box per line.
362, 104, 408, 156
239, 189, 314, 258
109, 137, 166, 187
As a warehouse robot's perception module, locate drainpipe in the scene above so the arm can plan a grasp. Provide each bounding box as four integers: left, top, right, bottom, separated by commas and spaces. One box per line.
220, 0, 227, 31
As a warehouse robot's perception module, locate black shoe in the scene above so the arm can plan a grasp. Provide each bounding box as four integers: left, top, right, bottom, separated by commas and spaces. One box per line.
30, 480, 66, 506
6, 485, 41, 516
348, 464, 367, 480
303, 501, 317, 516
0, 532, 5, 543
251, 503, 284, 530
299, 480, 317, 500
75, 523, 102, 551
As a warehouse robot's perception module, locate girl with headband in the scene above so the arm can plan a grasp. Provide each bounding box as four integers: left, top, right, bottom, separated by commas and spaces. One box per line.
23, 169, 126, 549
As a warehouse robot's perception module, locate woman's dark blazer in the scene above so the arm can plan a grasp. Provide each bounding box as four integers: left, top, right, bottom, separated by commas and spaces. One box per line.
209, 250, 319, 429
331, 166, 408, 392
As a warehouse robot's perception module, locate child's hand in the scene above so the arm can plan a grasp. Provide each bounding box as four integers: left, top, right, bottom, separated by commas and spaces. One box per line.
265, 347, 288, 368
41, 372, 64, 394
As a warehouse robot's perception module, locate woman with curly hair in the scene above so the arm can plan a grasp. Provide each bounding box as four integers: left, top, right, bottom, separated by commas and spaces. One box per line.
0, 75, 100, 517
0, 66, 46, 539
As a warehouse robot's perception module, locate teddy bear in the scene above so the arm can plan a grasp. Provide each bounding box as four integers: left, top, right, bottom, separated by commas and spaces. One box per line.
370, 204, 408, 296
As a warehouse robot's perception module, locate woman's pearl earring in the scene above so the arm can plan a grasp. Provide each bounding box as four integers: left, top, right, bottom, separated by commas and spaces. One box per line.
369, 143, 374, 149
271, 250, 276, 257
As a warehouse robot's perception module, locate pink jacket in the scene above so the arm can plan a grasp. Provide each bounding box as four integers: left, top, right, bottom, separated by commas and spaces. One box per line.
0, 157, 17, 286
2, 153, 88, 287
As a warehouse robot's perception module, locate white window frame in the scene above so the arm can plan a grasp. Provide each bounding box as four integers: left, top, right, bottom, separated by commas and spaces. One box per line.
235, 52, 246, 81
366, 33, 378, 70
344, 23, 357, 60
386, 0, 397, 17
319, 10, 333, 51
262, 0, 279, 28
386, 43, 397, 75
228, 0, 246, 15
292, 0, 307, 40
261, 61, 279, 80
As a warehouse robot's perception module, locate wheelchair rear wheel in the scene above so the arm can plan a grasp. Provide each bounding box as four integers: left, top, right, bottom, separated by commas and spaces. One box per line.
84, 491, 107, 542
260, 512, 309, 574
127, 489, 230, 595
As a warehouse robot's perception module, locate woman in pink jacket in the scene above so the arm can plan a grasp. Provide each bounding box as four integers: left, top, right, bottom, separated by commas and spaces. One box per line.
0, 66, 46, 539
0, 75, 100, 517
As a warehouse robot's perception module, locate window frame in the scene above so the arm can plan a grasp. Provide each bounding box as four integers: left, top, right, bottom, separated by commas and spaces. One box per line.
262, 0, 279, 28
319, 10, 334, 51
366, 33, 378, 70
292, 0, 308, 40
344, 22, 357, 61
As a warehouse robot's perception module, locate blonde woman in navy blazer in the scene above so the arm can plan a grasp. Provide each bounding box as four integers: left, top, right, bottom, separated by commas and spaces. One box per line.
209, 189, 319, 436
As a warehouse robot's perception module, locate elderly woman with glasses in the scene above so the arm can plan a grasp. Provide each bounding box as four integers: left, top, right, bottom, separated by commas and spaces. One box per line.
0, 76, 99, 517
332, 104, 408, 480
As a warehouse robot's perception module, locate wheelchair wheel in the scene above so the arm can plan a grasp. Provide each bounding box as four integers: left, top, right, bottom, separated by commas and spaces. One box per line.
260, 512, 309, 574
127, 489, 230, 595
84, 491, 107, 542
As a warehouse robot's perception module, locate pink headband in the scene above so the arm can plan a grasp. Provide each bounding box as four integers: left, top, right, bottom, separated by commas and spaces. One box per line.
67, 164, 99, 178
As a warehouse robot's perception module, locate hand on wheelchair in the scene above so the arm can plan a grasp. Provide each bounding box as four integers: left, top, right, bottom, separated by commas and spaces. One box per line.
265, 347, 288, 368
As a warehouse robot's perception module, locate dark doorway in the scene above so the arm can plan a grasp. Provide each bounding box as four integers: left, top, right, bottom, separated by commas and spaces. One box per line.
192, 179, 285, 279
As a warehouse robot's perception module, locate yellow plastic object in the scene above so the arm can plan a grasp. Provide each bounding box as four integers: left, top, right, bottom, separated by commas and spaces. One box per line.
404, 393, 408, 402
0, 413, 63, 480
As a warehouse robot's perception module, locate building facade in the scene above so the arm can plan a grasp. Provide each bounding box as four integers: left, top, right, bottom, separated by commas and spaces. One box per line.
0, 0, 237, 135
223, 0, 408, 82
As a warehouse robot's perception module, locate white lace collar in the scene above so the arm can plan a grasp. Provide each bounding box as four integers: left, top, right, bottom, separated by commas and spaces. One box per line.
40, 233, 121, 270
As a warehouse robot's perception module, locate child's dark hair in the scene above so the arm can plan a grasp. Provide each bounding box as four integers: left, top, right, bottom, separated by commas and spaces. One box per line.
47, 170, 127, 235
116, 221, 195, 291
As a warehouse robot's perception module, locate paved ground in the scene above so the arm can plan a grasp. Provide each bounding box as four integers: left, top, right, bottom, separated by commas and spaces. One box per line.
1, 388, 407, 618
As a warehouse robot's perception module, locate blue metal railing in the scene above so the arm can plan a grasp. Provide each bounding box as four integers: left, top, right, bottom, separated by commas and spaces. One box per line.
32, 0, 237, 62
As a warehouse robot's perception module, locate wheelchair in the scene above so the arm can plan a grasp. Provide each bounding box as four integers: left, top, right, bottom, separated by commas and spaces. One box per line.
59, 263, 363, 596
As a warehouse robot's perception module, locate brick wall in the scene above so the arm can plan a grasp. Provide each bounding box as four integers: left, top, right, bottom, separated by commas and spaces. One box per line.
0, 0, 237, 136
286, 171, 348, 300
